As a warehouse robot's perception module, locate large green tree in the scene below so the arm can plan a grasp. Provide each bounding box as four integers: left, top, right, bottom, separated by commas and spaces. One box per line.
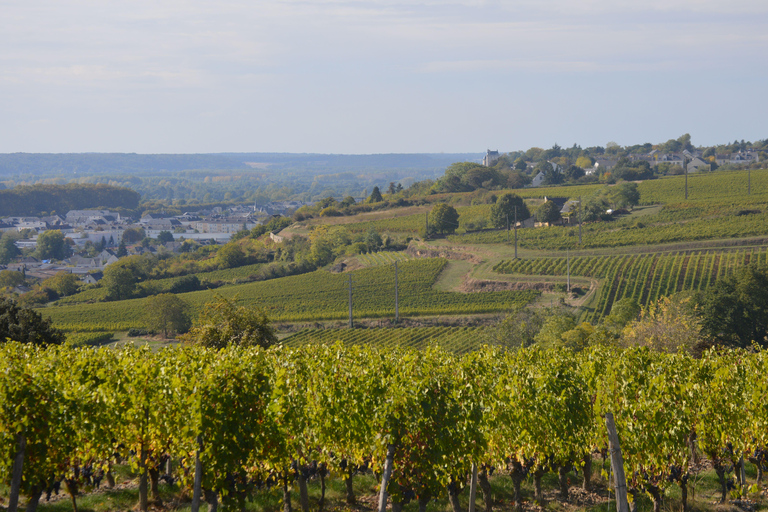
0, 270, 25, 289
0, 232, 21, 264
182, 295, 276, 349
611, 182, 641, 209
367, 186, 384, 203
217, 243, 246, 269
35, 230, 69, 260
490, 193, 530, 229
122, 227, 146, 244
0, 297, 64, 345
428, 203, 459, 234
700, 264, 768, 347
144, 293, 191, 338
41, 272, 80, 297
101, 264, 138, 301
535, 200, 561, 224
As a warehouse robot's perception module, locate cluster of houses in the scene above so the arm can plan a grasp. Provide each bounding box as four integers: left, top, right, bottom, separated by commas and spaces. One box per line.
523, 149, 760, 188
0, 203, 306, 286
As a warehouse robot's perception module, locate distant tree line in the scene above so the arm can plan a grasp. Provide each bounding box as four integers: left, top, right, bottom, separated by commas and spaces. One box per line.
0, 184, 140, 217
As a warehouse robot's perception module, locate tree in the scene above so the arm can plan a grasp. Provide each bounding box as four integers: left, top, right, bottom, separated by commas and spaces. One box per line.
582, 195, 611, 222
217, 243, 246, 269
481, 306, 545, 348
611, 182, 641, 209
42, 272, 80, 297
101, 263, 137, 300
364, 229, 382, 253
602, 297, 640, 335
677, 133, 693, 152
144, 294, 191, 338
36, 230, 69, 260
122, 227, 146, 244
428, 203, 459, 234
575, 156, 593, 169
535, 200, 561, 224
700, 263, 768, 348
564, 165, 585, 181
490, 193, 530, 229
367, 186, 383, 203
0, 297, 65, 345
534, 312, 577, 348
157, 231, 174, 243
117, 241, 128, 257
0, 270, 25, 289
0, 232, 21, 264
540, 163, 564, 185
182, 295, 276, 349
620, 296, 704, 353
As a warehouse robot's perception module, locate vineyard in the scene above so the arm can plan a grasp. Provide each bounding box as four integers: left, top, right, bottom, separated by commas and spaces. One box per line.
284, 326, 485, 353
1, 343, 765, 512
54, 263, 266, 305
636, 168, 768, 204
494, 246, 768, 322
331, 171, 768, 251
449, 197, 768, 250
45, 258, 539, 331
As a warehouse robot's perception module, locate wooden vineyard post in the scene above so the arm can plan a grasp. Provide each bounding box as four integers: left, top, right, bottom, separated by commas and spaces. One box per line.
191, 435, 203, 512
8, 432, 26, 512
378, 444, 396, 512
468, 463, 478, 512
605, 413, 629, 512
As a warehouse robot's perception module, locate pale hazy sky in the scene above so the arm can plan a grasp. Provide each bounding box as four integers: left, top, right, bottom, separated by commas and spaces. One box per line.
1, 0, 766, 154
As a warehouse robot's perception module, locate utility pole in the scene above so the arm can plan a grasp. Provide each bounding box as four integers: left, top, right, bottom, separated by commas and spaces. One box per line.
567, 249, 571, 293
749, 168, 752, 195
394, 261, 399, 323
348, 274, 353, 328
684, 157, 689, 200
514, 206, 518, 259
578, 196, 583, 246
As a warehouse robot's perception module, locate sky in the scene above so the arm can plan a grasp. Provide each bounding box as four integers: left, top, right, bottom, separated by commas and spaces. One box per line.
1, 0, 767, 154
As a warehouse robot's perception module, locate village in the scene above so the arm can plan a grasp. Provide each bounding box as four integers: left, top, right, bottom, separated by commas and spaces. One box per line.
0, 201, 311, 286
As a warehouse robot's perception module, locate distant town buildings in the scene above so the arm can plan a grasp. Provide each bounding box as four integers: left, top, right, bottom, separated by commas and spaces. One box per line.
0, 201, 315, 282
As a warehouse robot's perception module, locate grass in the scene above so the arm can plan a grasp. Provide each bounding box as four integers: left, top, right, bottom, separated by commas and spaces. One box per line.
433, 260, 473, 292
15, 460, 764, 512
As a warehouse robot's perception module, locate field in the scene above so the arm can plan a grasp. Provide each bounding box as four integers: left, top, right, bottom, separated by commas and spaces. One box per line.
45, 258, 539, 331
284, 326, 486, 353
494, 246, 768, 322
54, 262, 266, 305
318, 170, 768, 252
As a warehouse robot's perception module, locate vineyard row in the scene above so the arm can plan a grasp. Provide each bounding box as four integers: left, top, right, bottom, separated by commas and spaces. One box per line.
0, 343, 761, 512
